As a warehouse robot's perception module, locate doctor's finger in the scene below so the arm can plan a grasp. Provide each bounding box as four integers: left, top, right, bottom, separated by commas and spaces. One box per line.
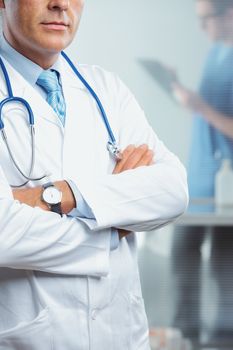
113, 145, 136, 174
134, 149, 154, 168
120, 144, 149, 171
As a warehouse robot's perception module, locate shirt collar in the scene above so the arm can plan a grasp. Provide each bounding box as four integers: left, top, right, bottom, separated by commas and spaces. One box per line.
0, 32, 63, 87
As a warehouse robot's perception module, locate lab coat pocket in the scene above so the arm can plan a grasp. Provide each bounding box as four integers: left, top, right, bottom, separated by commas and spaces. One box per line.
129, 294, 150, 350
0, 308, 53, 350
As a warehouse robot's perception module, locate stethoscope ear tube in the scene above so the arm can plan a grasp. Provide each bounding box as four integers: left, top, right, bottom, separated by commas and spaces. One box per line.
1, 126, 47, 187
0, 96, 35, 128
0, 97, 47, 187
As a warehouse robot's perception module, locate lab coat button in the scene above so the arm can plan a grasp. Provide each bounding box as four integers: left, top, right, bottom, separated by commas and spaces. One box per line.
91, 309, 97, 320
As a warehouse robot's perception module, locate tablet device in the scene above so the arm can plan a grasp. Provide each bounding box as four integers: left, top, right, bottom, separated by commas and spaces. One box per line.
138, 58, 179, 102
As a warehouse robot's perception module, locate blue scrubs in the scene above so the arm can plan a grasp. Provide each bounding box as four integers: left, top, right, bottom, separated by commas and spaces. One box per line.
188, 44, 233, 198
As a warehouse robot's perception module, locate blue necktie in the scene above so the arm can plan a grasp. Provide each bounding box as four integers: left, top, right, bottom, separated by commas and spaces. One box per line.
36, 70, 66, 126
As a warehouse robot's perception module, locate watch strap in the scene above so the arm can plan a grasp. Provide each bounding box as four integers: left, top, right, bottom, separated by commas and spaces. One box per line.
50, 202, 62, 217
42, 182, 54, 190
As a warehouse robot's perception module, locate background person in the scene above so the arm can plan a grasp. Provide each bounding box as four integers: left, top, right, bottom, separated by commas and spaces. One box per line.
171, 0, 233, 340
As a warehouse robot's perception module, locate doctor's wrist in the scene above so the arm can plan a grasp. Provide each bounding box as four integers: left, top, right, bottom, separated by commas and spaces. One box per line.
53, 180, 76, 214
13, 187, 49, 211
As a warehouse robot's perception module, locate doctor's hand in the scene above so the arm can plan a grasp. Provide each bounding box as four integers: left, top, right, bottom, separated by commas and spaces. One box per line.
113, 144, 154, 239
113, 144, 154, 174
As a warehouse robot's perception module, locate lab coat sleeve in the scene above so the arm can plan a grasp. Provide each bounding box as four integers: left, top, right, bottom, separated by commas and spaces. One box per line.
66, 180, 120, 250
72, 71, 189, 231
0, 167, 111, 276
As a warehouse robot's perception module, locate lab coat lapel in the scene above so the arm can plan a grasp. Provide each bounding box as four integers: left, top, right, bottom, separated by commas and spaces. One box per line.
0, 57, 63, 129
60, 61, 96, 179
19, 83, 63, 129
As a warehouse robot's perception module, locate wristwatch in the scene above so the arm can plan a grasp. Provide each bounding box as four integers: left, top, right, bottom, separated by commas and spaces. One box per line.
42, 182, 62, 216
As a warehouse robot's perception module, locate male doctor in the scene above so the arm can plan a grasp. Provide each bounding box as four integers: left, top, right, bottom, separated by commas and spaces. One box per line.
0, 1, 188, 349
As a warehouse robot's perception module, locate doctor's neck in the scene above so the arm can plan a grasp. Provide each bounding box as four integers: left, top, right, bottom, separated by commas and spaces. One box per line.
2, 30, 62, 69
16, 49, 59, 70
4, 35, 60, 69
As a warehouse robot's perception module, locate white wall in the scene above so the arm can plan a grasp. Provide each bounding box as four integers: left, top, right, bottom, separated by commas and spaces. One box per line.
66, 0, 210, 164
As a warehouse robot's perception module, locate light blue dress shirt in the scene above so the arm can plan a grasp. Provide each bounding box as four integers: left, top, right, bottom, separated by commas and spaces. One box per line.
0, 34, 119, 250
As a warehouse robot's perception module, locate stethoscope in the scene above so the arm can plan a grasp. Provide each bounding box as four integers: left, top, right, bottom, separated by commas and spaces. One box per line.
0, 52, 122, 188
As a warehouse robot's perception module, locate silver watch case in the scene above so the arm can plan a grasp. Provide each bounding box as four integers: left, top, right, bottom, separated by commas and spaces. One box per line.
42, 186, 62, 205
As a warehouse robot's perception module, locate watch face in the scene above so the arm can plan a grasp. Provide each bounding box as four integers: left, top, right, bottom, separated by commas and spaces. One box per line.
43, 187, 62, 205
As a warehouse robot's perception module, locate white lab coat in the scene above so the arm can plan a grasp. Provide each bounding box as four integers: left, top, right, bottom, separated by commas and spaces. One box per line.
0, 56, 188, 350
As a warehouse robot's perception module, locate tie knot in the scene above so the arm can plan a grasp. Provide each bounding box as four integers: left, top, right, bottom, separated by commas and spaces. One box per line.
36, 69, 61, 94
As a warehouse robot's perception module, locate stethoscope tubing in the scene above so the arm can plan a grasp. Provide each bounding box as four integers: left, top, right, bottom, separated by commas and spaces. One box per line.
0, 92, 46, 187
0, 96, 34, 129
61, 51, 117, 145
1, 126, 46, 187
0, 56, 13, 98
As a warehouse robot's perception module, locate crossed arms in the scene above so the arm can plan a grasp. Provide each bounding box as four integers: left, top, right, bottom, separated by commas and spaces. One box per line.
13, 144, 154, 239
